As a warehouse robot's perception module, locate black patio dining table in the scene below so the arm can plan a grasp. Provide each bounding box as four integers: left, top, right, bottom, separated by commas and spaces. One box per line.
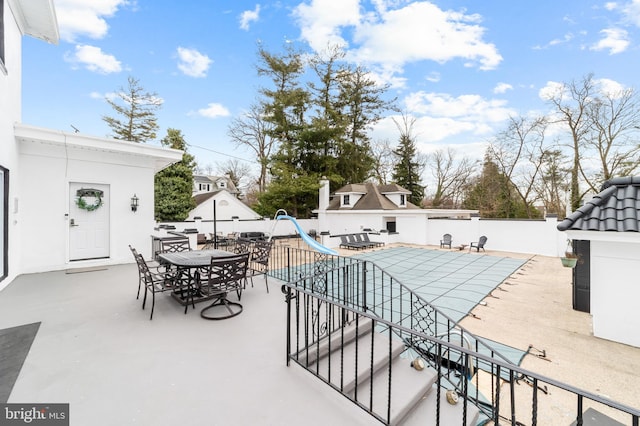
157, 249, 236, 307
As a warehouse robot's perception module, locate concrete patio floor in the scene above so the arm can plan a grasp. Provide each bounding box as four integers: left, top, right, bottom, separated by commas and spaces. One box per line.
1, 244, 639, 425
0, 264, 374, 426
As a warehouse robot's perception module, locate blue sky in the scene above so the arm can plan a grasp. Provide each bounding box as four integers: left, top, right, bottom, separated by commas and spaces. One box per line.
21, 0, 640, 174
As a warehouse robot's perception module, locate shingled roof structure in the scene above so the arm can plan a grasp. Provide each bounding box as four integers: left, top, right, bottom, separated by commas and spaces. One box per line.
557, 176, 640, 232
327, 182, 420, 210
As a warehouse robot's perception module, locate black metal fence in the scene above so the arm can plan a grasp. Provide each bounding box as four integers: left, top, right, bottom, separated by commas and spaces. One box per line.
275, 244, 640, 426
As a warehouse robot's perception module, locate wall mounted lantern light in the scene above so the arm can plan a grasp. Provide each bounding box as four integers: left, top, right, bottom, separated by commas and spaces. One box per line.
131, 194, 139, 212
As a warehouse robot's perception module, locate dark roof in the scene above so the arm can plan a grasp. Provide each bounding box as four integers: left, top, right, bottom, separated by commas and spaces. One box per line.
193, 191, 219, 206
557, 176, 640, 232
328, 182, 420, 210
378, 183, 411, 194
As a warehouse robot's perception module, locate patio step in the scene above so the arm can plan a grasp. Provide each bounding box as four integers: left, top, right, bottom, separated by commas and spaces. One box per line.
296, 317, 480, 425
297, 317, 374, 365
315, 329, 406, 393
350, 355, 437, 425
401, 387, 480, 426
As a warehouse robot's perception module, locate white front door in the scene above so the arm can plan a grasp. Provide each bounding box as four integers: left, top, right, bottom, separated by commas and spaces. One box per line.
69, 182, 110, 261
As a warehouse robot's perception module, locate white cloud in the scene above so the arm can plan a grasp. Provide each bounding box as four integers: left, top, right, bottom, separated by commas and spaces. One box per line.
595, 78, 626, 97
425, 72, 441, 83
493, 82, 513, 94
404, 92, 513, 122
590, 28, 630, 54
538, 81, 565, 101
239, 4, 261, 30
532, 32, 574, 50
195, 103, 231, 119
621, 0, 640, 26
293, 0, 360, 51
372, 92, 515, 146
294, 1, 502, 80
64, 45, 122, 74
605, 2, 619, 11
538, 78, 626, 103
54, 0, 130, 42
176, 47, 212, 78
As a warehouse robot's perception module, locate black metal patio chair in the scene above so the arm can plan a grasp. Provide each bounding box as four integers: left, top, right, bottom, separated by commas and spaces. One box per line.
232, 237, 252, 255
247, 240, 273, 293
132, 249, 182, 320
200, 253, 250, 320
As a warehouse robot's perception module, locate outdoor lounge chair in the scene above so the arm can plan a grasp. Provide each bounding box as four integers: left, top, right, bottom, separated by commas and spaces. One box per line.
339, 234, 365, 250
470, 236, 487, 252
440, 234, 452, 249
354, 233, 376, 249
361, 233, 384, 247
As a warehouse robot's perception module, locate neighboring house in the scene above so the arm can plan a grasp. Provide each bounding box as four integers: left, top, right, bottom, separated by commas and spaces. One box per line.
557, 176, 640, 348
187, 190, 261, 221
193, 174, 239, 197
317, 180, 479, 248
0, 0, 181, 289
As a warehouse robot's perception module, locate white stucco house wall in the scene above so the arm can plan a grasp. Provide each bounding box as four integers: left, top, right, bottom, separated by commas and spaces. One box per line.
187, 189, 261, 221
1, 0, 182, 289
557, 177, 640, 348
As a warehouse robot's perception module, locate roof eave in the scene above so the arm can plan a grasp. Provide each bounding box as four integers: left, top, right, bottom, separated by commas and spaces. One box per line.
8, 0, 60, 44
15, 123, 183, 172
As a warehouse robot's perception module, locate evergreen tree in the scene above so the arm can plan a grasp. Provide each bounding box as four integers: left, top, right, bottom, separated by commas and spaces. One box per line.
154, 129, 196, 221
463, 154, 534, 218
250, 44, 395, 216
102, 76, 162, 143
391, 114, 424, 205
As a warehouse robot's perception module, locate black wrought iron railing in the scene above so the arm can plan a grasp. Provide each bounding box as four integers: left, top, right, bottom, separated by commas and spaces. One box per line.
275, 245, 640, 425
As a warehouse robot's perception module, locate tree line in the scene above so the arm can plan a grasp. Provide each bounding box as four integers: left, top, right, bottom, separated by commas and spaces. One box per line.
103, 64, 640, 221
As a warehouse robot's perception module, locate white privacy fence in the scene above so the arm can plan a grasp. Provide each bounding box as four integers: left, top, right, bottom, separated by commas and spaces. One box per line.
424, 215, 567, 257
157, 214, 568, 257
157, 217, 319, 239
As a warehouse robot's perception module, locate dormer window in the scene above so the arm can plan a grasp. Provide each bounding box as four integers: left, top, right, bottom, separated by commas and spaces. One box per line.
219, 181, 226, 188
400, 194, 406, 206
343, 195, 350, 205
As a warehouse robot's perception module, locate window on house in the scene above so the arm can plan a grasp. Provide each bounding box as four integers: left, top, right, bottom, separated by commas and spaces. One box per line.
343, 195, 350, 205
219, 181, 226, 188
400, 194, 405, 206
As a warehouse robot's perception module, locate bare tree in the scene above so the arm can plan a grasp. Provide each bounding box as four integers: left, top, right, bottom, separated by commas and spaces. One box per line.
425, 147, 477, 208
583, 85, 640, 189
227, 103, 276, 192
488, 115, 549, 218
369, 139, 394, 184
546, 74, 640, 209
544, 75, 594, 211
216, 159, 253, 197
